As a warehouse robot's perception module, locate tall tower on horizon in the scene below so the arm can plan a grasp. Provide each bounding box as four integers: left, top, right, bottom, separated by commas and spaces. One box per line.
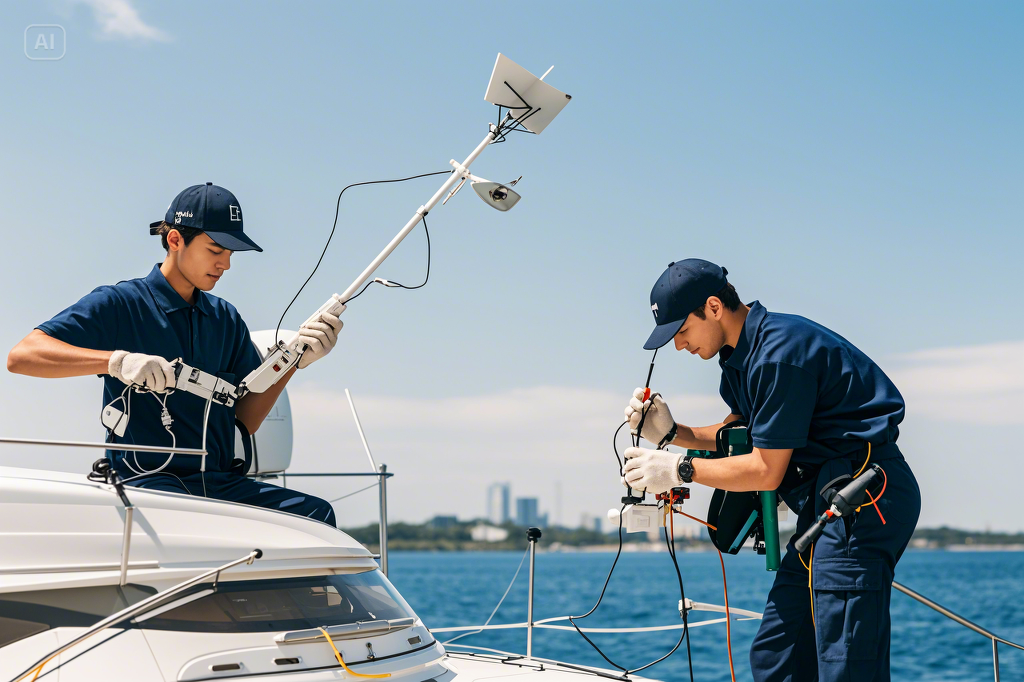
486, 482, 511, 525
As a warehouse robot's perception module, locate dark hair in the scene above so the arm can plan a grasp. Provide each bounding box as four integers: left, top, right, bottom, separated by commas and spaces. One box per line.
690, 282, 742, 320
153, 221, 204, 251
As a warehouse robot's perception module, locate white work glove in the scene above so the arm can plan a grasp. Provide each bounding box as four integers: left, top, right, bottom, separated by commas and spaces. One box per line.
622, 446, 683, 495
624, 388, 677, 446
108, 350, 175, 393
297, 310, 343, 369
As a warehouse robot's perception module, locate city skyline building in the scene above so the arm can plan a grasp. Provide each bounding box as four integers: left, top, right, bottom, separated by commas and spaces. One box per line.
516, 497, 540, 527
486, 482, 510, 525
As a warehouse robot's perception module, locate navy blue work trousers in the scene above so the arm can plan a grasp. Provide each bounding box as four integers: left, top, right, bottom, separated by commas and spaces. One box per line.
749, 449, 920, 682
129, 471, 337, 527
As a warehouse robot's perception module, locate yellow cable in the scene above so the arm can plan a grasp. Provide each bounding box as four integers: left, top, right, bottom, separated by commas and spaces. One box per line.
317, 627, 391, 678
854, 442, 871, 478
855, 442, 872, 511
796, 444, 871, 641
809, 542, 814, 630
15, 651, 58, 682
798, 544, 815, 630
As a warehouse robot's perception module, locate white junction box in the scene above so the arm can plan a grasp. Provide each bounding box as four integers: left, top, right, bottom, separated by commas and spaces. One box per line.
624, 504, 663, 534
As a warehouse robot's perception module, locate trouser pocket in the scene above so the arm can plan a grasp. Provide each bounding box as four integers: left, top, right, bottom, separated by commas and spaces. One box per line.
812, 557, 888, 662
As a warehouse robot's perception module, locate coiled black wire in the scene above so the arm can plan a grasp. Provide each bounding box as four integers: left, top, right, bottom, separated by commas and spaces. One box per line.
274, 170, 452, 345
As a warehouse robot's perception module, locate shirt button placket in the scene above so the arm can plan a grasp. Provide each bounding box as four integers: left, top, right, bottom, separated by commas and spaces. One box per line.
191, 308, 199, 363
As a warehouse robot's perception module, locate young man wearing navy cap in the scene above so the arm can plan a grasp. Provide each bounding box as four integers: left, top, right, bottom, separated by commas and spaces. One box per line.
621, 259, 920, 681
8, 183, 341, 525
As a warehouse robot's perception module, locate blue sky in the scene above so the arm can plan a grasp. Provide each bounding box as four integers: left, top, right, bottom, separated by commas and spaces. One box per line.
1, 1, 1022, 530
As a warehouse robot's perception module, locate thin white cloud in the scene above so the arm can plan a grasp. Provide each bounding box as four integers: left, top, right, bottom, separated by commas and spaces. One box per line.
888, 340, 1024, 425
75, 0, 169, 42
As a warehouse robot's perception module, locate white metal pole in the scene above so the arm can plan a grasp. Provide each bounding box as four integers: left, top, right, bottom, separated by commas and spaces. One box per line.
379, 463, 389, 576
345, 388, 377, 472
526, 527, 541, 658
118, 506, 134, 586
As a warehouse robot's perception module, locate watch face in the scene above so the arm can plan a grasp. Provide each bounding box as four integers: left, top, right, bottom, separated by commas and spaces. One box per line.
678, 458, 693, 483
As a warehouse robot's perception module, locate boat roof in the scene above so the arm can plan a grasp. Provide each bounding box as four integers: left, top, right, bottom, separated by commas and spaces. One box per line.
0, 466, 377, 593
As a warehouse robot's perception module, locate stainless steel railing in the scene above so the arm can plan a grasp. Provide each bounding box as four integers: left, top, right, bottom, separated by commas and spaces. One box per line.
892, 580, 1024, 682
280, 469, 393, 575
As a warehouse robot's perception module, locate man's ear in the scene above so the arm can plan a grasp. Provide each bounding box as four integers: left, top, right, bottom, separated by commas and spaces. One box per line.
706, 296, 725, 320
166, 229, 183, 252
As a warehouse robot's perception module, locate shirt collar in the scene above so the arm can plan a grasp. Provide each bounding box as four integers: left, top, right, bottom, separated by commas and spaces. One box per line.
144, 264, 212, 316
724, 300, 767, 370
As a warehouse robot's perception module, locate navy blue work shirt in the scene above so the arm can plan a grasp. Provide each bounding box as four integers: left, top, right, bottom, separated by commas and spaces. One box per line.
718, 301, 904, 472
37, 265, 262, 476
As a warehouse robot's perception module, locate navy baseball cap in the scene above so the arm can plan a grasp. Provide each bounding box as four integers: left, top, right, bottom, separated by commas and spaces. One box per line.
149, 182, 262, 252
643, 259, 729, 350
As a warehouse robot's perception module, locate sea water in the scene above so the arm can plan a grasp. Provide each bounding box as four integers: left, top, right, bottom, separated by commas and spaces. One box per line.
389, 549, 1024, 681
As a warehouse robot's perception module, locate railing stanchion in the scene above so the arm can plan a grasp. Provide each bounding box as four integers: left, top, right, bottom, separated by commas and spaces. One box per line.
526, 527, 542, 658
993, 639, 1000, 682
379, 463, 389, 576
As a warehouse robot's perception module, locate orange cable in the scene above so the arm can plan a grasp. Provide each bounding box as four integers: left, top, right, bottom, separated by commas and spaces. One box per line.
674, 508, 717, 531
666, 500, 732, 680
718, 549, 737, 682
317, 627, 391, 678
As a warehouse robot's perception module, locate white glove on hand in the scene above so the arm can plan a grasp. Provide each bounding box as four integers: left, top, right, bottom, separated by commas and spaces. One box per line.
622, 446, 683, 495
109, 350, 175, 392
297, 310, 343, 369
624, 388, 676, 446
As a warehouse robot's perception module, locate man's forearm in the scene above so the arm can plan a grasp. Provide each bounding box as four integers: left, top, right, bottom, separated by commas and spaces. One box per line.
7, 330, 112, 378
690, 447, 793, 492
670, 423, 725, 451
235, 366, 297, 434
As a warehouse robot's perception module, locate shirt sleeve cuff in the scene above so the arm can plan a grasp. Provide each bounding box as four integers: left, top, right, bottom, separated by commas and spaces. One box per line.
752, 436, 807, 450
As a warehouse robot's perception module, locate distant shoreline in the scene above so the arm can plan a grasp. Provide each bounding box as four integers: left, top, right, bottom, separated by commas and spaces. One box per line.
341, 522, 1024, 553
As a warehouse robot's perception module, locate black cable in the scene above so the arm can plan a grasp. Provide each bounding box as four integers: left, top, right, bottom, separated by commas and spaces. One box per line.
612, 419, 628, 476
273, 170, 452, 345
345, 214, 431, 303
566, 348, 694, 678
567, 503, 629, 671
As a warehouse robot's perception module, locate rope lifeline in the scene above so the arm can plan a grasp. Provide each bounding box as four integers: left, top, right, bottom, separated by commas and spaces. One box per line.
317, 627, 390, 678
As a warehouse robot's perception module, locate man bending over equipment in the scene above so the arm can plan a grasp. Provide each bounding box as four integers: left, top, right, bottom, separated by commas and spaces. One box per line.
7, 183, 341, 525
621, 259, 920, 681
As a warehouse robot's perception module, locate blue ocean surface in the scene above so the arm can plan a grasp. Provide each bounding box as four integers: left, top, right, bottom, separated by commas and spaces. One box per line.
388, 549, 1024, 681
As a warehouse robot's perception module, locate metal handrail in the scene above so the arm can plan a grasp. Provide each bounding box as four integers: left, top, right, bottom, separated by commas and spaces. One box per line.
280, 472, 394, 477
278, 469, 392, 575
0, 436, 206, 455
8, 549, 262, 682
893, 579, 1024, 682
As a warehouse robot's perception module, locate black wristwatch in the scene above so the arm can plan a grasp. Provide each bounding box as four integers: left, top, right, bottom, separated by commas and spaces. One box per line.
677, 454, 695, 484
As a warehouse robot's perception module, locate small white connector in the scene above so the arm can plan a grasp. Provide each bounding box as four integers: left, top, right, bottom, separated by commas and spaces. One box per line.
608, 504, 665, 534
